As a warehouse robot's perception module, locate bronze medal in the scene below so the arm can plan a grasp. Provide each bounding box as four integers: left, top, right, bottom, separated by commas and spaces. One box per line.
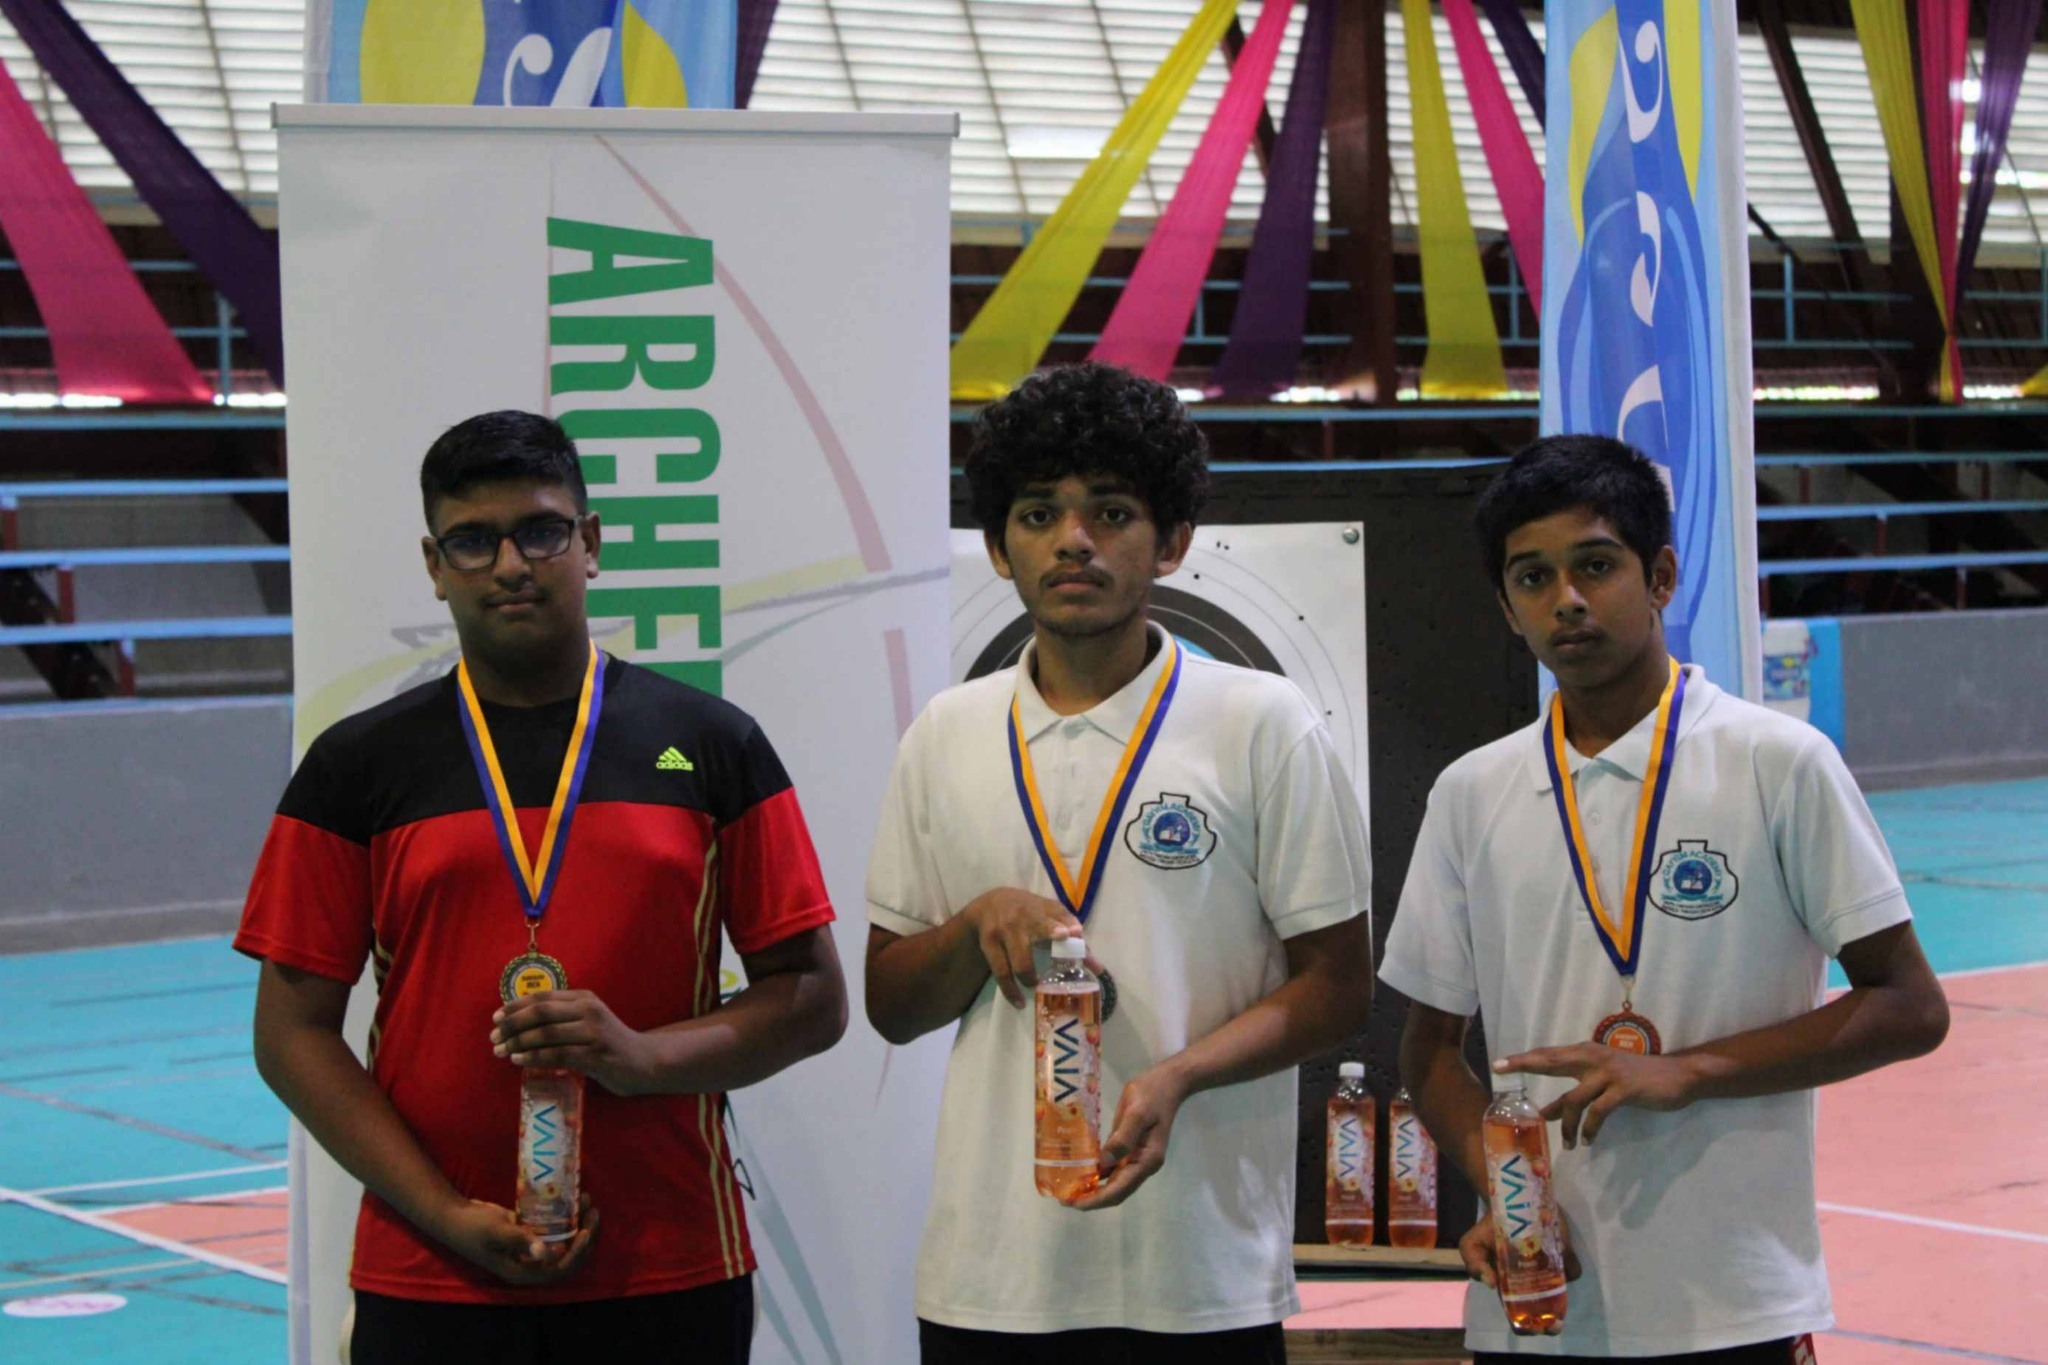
1592, 1007, 1662, 1055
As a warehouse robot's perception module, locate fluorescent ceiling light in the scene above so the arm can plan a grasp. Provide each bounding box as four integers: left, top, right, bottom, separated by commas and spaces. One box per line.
1006, 125, 1110, 160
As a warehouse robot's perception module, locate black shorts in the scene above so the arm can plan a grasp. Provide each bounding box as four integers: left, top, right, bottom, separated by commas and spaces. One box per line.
351, 1275, 753, 1365
918, 1318, 1286, 1365
1474, 1336, 1806, 1365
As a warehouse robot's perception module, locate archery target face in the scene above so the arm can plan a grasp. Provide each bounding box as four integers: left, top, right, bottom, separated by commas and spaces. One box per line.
950, 523, 1368, 800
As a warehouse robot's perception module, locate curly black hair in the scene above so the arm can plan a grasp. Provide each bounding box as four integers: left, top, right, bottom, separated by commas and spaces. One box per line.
1474, 434, 1673, 588
964, 363, 1211, 546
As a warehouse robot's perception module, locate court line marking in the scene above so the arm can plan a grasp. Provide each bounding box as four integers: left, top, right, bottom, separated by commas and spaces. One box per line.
0, 1182, 287, 1285
99, 1184, 288, 1216
0, 1081, 276, 1161
0, 1257, 192, 1293
1818, 1201, 2048, 1246
27, 1160, 288, 1198
1937, 959, 2048, 981
1827, 1328, 2048, 1365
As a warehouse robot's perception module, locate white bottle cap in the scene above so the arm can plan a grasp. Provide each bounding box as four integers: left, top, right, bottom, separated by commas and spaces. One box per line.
1338, 1062, 1365, 1080
1051, 936, 1087, 960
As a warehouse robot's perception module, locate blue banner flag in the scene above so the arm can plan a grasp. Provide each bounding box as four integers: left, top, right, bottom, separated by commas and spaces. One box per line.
311, 0, 736, 109
1541, 1, 1760, 699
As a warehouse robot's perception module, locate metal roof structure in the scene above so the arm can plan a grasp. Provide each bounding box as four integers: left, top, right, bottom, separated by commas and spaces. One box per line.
0, 1, 2042, 254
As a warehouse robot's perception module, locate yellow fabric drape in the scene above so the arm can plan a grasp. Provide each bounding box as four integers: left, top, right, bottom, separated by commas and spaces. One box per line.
1404, 0, 1507, 398
1849, 0, 1957, 400
1565, 9, 1617, 245
2022, 360, 2048, 397
948, 0, 1240, 402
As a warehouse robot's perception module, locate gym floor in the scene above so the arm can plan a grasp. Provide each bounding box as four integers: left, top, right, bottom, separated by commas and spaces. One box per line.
4, 778, 2044, 1365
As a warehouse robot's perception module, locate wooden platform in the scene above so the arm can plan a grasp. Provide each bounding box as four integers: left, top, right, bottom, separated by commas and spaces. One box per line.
1284, 1328, 1467, 1362
1293, 1244, 1464, 1275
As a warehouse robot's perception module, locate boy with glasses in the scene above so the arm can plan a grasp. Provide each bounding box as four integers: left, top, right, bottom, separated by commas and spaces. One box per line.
238, 410, 847, 1364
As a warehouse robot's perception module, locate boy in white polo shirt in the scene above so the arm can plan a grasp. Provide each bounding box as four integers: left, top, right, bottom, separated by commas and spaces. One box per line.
864, 363, 1373, 1364
1381, 435, 1950, 1364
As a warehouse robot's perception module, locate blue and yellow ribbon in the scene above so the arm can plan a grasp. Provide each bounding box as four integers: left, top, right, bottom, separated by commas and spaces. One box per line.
1542, 657, 1686, 978
455, 643, 606, 924
1008, 638, 1181, 924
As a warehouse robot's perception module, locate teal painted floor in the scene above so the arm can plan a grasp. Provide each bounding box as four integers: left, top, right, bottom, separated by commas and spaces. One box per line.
2, 777, 2043, 1363
1855, 778, 2048, 981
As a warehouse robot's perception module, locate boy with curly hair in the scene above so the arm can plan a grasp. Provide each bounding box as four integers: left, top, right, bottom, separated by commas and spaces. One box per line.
864, 364, 1374, 1364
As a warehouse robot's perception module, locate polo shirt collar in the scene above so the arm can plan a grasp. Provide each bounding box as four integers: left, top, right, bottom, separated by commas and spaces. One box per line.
1529, 663, 1720, 792
1014, 623, 1177, 744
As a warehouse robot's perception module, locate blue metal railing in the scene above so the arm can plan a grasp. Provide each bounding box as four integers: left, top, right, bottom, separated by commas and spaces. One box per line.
0, 545, 292, 570
948, 238, 2048, 355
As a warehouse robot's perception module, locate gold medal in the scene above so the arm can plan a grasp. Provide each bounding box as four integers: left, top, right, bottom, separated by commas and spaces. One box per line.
500, 951, 568, 1005
458, 645, 604, 1009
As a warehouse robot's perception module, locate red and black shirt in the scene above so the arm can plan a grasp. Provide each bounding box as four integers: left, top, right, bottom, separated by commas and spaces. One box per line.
235, 655, 833, 1304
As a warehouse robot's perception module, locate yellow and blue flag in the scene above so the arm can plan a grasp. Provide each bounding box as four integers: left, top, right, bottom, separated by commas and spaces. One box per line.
1540, 1, 1760, 700
311, 0, 735, 109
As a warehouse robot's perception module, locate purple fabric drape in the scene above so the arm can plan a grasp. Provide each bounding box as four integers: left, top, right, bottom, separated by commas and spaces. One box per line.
1209, 0, 1335, 398
0, 0, 284, 384
736, 0, 780, 109
1959, 0, 2043, 285
1478, 0, 1545, 128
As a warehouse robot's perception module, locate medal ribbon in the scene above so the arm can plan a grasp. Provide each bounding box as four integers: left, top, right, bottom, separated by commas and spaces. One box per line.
1542, 656, 1686, 978
1008, 636, 1181, 925
456, 642, 605, 924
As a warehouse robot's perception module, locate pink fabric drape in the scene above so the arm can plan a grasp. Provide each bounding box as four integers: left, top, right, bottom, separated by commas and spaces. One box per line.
1916, 0, 1968, 398
1091, 0, 1296, 379
0, 57, 208, 403
1444, 0, 1542, 309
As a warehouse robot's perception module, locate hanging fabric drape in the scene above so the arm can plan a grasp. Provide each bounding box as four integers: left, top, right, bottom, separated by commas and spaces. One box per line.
949, 0, 1241, 401
1477, 0, 1545, 127
735, 0, 779, 108
2024, 359, 2048, 397
1211, 0, 1336, 398
0, 0, 285, 385
1848, 0, 1952, 401
1444, 0, 1542, 308
0, 56, 210, 403
1402, 0, 1507, 397
1915, 0, 1968, 400
1960, 0, 2042, 286
1091, 0, 1295, 380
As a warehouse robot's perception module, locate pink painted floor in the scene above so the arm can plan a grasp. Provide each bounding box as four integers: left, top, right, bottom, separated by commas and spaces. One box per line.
1288, 963, 2048, 1365
107, 1189, 290, 1279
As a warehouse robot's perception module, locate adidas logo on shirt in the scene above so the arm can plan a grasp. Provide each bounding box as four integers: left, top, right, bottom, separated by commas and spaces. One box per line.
656, 746, 695, 772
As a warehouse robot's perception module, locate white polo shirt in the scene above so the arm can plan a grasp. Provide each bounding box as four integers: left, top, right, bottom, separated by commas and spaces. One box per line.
1381, 665, 1912, 1356
867, 624, 1371, 1334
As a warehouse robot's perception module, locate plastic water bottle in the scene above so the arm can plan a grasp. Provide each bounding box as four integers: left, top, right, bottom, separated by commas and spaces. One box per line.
516, 1068, 584, 1240
1324, 1061, 1375, 1245
1034, 937, 1102, 1203
1483, 1075, 1567, 1334
1387, 1086, 1440, 1247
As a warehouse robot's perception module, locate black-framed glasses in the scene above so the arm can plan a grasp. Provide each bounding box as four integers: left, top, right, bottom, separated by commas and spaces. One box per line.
435, 516, 584, 572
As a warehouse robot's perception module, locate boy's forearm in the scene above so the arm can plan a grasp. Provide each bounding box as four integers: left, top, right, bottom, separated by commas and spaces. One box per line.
257, 1023, 464, 1242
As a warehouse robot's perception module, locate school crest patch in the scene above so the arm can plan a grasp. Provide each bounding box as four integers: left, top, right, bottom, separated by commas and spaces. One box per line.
1124, 794, 1217, 870
1650, 840, 1739, 920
